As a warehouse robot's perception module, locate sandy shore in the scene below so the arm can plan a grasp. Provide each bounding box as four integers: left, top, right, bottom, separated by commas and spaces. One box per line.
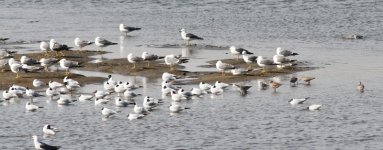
0, 49, 316, 90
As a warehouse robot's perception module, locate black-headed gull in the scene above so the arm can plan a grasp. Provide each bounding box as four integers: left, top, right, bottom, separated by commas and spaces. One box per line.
169, 102, 190, 113
26, 102, 42, 111
33, 79, 46, 88
115, 97, 128, 107
307, 104, 321, 111
289, 97, 310, 105
127, 113, 145, 120
101, 107, 116, 118
43, 124, 59, 135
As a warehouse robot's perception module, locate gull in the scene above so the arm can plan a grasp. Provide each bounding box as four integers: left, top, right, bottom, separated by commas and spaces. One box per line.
133, 103, 148, 115
164, 54, 189, 70
124, 90, 141, 100
39, 58, 58, 71
179, 28, 203, 46
50, 39, 72, 57
242, 51, 258, 68
169, 102, 190, 113
0, 37, 9, 44
43, 124, 59, 135
78, 94, 94, 101
199, 82, 212, 91
0, 49, 15, 59
21, 64, 43, 72
26, 102, 42, 111
123, 82, 141, 90
142, 52, 164, 67
20, 55, 37, 65
229, 46, 253, 60
162, 86, 175, 95
114, 84, 126, 96
94, 90, 110, 99
289, 97, 310, 105
232, 83, 252, 95
40, 41, 50, 56
32, 135, 61, 150
343, 34, 363, 39
257, 56, 278, 72
357, 81, 365, 93
103, 81, 114, 92
178, 88, 192, 99
26, 87, 43, 101
216, 60, 235, 76
300, 76, 315, 85
257, 81, 268, 90
210, 85, 223, 94
95, 98, 109, 105
49, 81, 64, 89
127, 113, 145, 120
191, 88, 205, 96
74, 37, 93, 51
10, 63, 22, 78
171, 90, 185, 102
143, 96, 161, 110
161, 80, 175, 88
63, 76, 79, 86
63, 81, 80, 91
59, 59, 79, 75
8, 58, 21, 66
215, 81, 229, 89
127, 53, 143, 69
276, 47, 298, 57
273, 54, 296, 65
231, 68, 251, 76
119, 24, 141, 35
115, 97, 129, 107
307, 104, 321, 111
162, 72, 178, 81
46, 88, 59, 100
95, 37, 117, 51
10, 84, 27, 93
101, 107, 116, 118
107, 75, 117, 85
33, 79, 46, 88
57, 95, 73, 105
269, 80, 282, 92
3, 90, 17, 100
290, 77, 298, 87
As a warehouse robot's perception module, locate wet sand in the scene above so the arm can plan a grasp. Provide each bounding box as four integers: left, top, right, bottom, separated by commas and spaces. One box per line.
0, 49, 316, 90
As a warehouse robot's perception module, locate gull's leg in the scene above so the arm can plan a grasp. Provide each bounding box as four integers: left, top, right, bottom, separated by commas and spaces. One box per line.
132, 63, 136, 69
15, 73, 20, 79
147, 61, 150, 67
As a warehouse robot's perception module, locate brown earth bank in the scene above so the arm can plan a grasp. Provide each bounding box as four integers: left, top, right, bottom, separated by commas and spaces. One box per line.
0, 49, 317, 90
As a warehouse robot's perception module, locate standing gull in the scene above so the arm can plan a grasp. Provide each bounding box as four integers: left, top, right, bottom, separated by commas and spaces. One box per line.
142, 52, 164, 67
276, 47, 298, 57
216, 60, 235, 76
242, 51, 258, 68
230, 46, 253, 60
127, 53, 143, 69
49, 39, 72, 57
40, 41, 50, 56
59, 59, 79, 75
39, 58, 58, 71
10, 63, 22, 78
179, 28, 203, 46
95, 37, 117, 51
119, 24, 141, 35
74, 37, 93, 51
164, 54, 189, 70
257, 56, 277, 73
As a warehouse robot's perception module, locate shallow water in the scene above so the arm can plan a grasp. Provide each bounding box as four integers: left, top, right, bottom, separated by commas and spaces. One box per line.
1, 0, 383, 149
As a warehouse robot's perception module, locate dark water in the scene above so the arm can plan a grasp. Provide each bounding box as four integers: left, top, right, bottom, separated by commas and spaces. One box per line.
1, 0, 383, 149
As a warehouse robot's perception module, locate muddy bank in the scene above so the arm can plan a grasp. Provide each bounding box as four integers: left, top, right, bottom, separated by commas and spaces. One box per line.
0, 50, 107, 90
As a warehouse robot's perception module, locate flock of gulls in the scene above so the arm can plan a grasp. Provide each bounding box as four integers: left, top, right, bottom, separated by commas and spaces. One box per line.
0, 24, 367, 150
